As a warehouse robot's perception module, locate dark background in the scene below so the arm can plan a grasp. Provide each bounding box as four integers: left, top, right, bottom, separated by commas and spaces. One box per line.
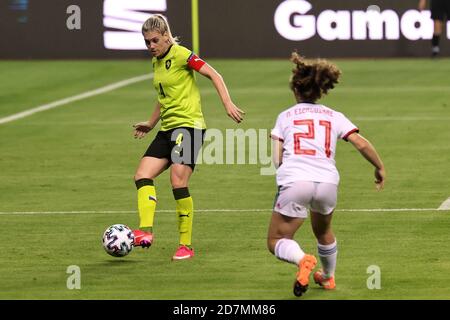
0, 0, 448, 59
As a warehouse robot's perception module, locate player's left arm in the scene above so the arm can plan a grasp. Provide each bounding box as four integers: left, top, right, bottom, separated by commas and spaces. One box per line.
191, 58, 245, 123
347, 132, 386, 191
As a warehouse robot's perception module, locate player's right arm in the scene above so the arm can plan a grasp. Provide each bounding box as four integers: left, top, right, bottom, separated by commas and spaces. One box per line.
270, 113, 284, 168
271, 138, 284, 169
347, 132, 386, 191
133, 102, 161, 139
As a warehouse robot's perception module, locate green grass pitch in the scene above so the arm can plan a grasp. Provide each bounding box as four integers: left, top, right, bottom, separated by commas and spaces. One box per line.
0, 58, 449, 299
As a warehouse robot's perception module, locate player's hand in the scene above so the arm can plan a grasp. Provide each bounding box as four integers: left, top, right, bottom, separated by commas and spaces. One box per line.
133, 121, 153, 139
418, 0, 426, 11
225, 102, 245, 123
374, 167, 386, 191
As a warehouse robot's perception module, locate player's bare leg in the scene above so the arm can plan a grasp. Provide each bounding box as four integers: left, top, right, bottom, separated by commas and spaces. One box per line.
267, 211, 304, 253
310, 210, 337, 289
267, 212, 317, 297
135, 156, 169, 181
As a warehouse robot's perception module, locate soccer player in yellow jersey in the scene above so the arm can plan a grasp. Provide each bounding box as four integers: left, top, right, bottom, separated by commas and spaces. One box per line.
132, 15, 245, 260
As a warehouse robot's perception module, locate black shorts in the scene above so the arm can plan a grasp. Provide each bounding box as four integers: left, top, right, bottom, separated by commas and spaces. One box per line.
431, 0, 450, 21
144, 127, 205, 171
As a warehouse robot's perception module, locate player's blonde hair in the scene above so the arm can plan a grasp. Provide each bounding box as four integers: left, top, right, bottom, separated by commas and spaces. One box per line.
290, 52, 341, 103
142, 14, 179, 44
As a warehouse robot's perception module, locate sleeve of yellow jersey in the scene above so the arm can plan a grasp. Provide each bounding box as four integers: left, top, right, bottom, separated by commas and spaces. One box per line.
176, 45, 193, 68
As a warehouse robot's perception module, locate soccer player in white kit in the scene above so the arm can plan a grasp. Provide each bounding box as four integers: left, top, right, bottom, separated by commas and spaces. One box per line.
267, 53, 386, 297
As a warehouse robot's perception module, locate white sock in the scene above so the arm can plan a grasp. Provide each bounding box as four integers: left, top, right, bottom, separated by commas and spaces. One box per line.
274, 238, 305, 266
317, 240, 337, 277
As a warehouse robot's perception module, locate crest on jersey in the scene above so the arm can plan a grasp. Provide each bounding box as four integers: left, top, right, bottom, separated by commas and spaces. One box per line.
165, 59, 171, 70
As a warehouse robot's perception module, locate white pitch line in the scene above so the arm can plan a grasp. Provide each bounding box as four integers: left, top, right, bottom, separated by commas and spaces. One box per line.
353, 117, 450, 121
338, 208, 443, 212
0, 74, 153, 125
0, 209, 267, 215
438, 197, 450, 210
0, 208, 446, 215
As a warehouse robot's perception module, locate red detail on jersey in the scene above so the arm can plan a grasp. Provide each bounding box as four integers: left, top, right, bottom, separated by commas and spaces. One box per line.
343, 128, 359, 141
187, 53, 206, 71
270, 134, 284, 142
319, 120, 332, 158
293, 119, 316, 156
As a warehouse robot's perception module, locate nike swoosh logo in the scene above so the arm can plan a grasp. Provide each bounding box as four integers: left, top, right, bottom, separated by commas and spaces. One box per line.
194, 58, 201, 62
179, 214, 190, 217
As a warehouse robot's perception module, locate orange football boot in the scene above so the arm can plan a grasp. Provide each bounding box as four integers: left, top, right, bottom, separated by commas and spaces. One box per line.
293, 254, 317, 297
313, 269, 336, 290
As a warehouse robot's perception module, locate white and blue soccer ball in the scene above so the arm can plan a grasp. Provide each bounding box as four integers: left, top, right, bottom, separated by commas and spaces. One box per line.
102, 224, 134, 257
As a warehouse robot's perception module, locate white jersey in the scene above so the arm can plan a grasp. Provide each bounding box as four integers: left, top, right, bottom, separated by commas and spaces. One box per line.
271, 103, 358, 186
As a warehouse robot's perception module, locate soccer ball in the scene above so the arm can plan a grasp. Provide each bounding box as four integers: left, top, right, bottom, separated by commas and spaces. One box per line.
102, 224, 135, 257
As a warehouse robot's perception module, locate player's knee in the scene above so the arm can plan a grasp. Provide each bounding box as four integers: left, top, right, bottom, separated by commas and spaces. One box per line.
171, 179, 188, 189
267, 237, 277, 254
135, 169, 159, 181
313, 228, 326, 240
134, 172, 146, 181
171, 174, 189, 188
315, 232, 335, 245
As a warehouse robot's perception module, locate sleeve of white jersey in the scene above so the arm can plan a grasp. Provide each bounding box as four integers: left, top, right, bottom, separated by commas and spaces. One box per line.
337, 112, 359, 141
270, 114, 284, 141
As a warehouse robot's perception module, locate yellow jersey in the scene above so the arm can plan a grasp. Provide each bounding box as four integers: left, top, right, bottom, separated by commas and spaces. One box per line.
152, 44, 206, 131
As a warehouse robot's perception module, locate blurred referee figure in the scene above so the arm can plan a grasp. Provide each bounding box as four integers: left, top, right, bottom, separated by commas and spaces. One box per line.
419, 0, 450, 57
132, 14, 244, 260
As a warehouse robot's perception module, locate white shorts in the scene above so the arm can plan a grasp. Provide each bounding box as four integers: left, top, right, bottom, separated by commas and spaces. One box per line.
273, 181, 338, 218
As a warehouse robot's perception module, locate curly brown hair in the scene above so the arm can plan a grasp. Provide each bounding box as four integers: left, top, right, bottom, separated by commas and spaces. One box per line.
289, 52, 341, 103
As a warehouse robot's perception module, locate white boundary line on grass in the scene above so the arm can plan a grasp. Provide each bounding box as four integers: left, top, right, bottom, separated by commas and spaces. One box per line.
0, 207, 447, 215
0, 74, 153, 125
